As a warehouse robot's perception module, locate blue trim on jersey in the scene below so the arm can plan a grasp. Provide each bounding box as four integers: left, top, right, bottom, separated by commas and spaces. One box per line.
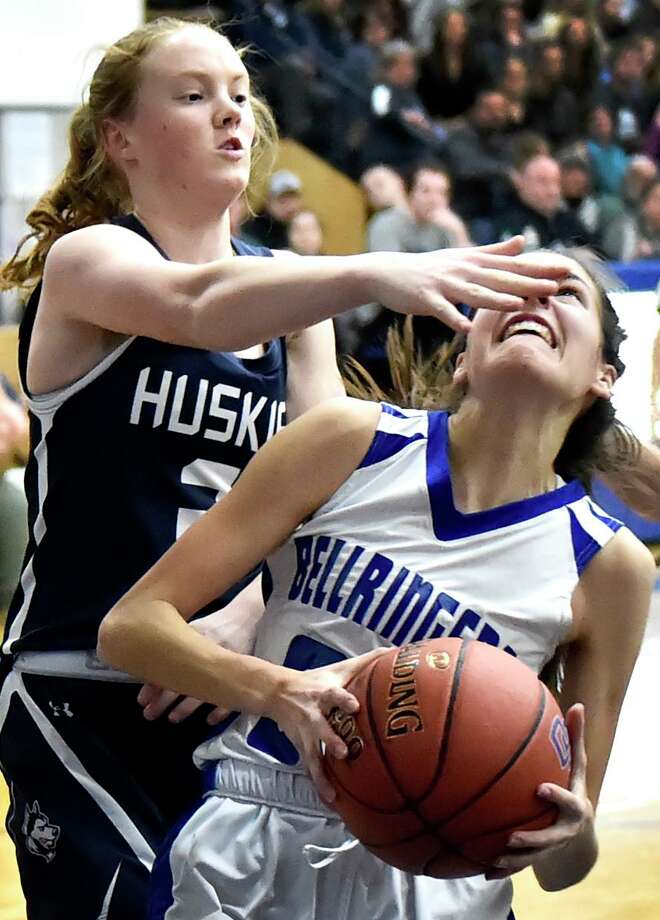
568, 506, 621, 575
381, 403, 409, 419
358, 430, 425, 469
426, 412, 586, 541
586, 498, 624, 534
231, 237, 273, 258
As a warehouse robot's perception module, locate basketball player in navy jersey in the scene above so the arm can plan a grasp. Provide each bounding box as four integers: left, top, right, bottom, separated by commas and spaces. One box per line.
0, 16, 599, 920
99, 248, 654, 920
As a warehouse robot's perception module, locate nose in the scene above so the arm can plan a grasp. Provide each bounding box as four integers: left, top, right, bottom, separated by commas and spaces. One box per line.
522, 296, 549, 308
213, 94, 241, 128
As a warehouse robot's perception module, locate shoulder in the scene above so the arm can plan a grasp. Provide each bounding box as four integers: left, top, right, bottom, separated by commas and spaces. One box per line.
571, 526, 655, 638
45, 223, 161, 278
293, 396, 381, 444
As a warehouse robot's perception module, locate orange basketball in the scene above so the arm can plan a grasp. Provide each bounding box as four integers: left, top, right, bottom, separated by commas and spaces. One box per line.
324, 638, 572, 878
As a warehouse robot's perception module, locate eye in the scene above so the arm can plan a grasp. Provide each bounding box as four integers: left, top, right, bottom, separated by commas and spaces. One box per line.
555, 286, 585, 305
182, 92, 204, 102
233, 93, 248, 105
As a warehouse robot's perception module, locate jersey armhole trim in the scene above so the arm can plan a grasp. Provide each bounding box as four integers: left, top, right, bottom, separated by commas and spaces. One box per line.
26, 336, 137, 414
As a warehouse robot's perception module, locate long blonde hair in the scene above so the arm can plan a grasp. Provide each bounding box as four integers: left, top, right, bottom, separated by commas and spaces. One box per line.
1, 17, 278, 295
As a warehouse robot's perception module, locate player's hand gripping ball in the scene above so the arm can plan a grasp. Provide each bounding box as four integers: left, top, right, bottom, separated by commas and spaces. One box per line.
324, 638, 571, 878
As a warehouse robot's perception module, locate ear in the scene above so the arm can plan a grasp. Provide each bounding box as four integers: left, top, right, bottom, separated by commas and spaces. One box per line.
453, 351, 468, 389
589, 362, 617, 401
101, 118, 135, 166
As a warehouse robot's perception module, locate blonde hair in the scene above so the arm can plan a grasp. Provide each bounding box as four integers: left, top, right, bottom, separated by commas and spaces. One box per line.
344, 317, 465, 412
1, 17, 278, 295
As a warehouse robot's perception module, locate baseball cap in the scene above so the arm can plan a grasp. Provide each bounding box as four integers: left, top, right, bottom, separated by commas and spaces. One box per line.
269, 169, 302, 198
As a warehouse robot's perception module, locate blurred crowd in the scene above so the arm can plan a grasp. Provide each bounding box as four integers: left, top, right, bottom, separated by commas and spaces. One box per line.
167, 0, 660, 264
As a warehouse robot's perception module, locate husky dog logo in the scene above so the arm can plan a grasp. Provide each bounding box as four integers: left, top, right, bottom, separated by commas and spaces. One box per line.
22, 801, 60, 862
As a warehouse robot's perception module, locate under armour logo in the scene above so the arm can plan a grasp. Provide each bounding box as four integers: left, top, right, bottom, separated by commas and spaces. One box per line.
48, 701, 73, 718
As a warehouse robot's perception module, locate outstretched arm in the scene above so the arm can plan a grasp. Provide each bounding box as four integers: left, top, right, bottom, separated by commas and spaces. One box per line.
43, 229, 570, 350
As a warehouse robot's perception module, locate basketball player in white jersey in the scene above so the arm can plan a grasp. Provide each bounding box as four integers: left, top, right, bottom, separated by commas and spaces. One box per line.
99, 248, 655, 920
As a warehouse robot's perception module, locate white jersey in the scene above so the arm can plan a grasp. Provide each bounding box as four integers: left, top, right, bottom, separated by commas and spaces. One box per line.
195, 403, 623, 919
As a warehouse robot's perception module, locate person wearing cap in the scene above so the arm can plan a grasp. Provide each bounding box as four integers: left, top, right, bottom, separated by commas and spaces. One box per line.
243, 169, 304, 249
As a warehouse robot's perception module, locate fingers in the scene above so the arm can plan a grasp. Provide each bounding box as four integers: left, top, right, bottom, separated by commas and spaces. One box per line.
565, 703, 588, 788
167, 695, 204, 724
207, 706, 233, 726
451, 264, 561, 300
474, 252, 570, 279
471, 236, 526, 256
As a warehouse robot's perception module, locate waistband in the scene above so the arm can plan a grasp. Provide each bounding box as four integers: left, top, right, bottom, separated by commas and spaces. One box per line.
12, 650, 138, 683
208, 757, 336, 820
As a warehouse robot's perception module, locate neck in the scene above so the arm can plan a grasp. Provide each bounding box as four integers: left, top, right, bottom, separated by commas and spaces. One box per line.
447, 396, 575, 513
131, 196, 234, 264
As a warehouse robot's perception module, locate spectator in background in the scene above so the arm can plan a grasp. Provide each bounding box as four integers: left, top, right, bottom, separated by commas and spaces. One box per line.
417, 8, 490, 121
445, 89, 514, 242
303, 0, 351, 65
481, 0, 530, 83
603, 175, 660, 262
586, 104, 629, 196
593, 39, 655, 152
363, 40, 446, 171
360, 163, 409, 215
559, 155, 608, 246
344, 6, 395, 87
600, 153, 659, 259
367, 161, 470, 252
559, 15, 602, 103
287, 208, 325, 255
645, 103, 660, 163
495, 152, 592, 248
526, 40, 581, 147
242, 169, 303, 250
596, 0, 631, 45
0, 377, 28, 612
498, 54, 529, 130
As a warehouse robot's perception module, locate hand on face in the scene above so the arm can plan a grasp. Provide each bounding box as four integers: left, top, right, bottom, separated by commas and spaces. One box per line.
371, 237, 571, 334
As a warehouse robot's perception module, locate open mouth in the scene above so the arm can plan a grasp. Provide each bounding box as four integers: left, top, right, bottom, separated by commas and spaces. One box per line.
499, 314, 558, 349
219, 137, 243, 151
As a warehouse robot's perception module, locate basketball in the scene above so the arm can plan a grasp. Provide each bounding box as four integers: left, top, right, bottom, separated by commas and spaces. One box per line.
324, 637, 572, 878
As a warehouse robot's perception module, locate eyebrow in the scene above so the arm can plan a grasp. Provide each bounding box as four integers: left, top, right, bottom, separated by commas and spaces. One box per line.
173, 69, 248, 83
561, 272, 591, 291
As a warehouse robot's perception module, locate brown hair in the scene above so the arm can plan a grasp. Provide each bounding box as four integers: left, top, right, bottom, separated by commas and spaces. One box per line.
1, 17, 278, 295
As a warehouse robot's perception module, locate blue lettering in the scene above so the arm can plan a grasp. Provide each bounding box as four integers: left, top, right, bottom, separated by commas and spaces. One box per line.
340, 553, 394, 623
301, 536, 330, 605
288, 536, 313, 601
366, 567, 410, 631
387, 575, 434, 643
428, 592, 460, 639
449, 608, 481, 639
328, 546, 365, 613
312, 538, 345, 609
477, 622, 500, 647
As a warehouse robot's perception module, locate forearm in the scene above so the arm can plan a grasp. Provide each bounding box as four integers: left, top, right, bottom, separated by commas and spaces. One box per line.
97, 598, 284, 716
533, 819, 598, 891
189, 254, 378, 351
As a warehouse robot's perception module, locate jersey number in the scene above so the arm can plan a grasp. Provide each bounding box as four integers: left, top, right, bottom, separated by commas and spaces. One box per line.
177, 458, 240, 538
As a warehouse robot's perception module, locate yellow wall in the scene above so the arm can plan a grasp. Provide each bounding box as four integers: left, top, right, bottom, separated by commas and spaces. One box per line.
252, 139, 366, 256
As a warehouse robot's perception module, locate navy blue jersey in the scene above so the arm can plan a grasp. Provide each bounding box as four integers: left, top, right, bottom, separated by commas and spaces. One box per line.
3, 216, 287, 655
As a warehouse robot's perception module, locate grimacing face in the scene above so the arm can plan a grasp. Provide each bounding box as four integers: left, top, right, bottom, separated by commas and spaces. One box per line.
455, 254, 616, 412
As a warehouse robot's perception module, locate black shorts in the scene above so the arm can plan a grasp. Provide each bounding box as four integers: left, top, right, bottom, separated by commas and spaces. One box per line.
0, 666, 214, 920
